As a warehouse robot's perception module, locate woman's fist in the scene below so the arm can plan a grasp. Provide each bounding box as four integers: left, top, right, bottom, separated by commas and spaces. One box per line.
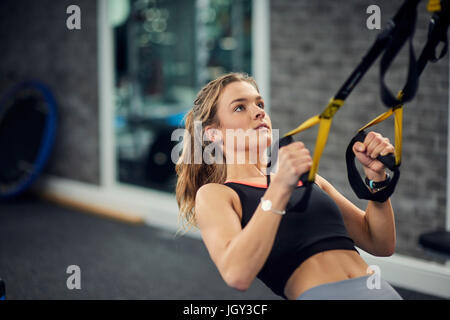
352, 131, 395, 180
272, 141, 313, 189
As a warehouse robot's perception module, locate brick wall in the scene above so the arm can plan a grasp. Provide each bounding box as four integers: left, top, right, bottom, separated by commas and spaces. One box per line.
0, 0, 99, 185
270, 0, 448, 261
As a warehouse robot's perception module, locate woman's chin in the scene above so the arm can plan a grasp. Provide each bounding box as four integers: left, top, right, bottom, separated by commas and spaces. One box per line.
255, 130, 272, 141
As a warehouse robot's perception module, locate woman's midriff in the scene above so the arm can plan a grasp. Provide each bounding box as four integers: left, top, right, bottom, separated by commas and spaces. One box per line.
283, 249, 371, 300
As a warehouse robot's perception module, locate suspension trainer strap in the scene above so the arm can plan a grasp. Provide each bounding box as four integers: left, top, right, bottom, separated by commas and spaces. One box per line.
266, 0, 421, 208
379, 0, 420, 107
418, 0, 449, 69
346, 0, 450, 202
266, 26, 393, 188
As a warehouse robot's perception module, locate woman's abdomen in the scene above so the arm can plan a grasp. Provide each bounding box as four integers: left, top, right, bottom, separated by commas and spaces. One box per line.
284, 249, 370, 300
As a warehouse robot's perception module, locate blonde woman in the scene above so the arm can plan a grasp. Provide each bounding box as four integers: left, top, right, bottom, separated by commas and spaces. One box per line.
176, 72, 402, 300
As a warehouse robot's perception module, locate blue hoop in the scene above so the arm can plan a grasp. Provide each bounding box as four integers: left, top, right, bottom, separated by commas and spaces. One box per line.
0, 81, 58, 199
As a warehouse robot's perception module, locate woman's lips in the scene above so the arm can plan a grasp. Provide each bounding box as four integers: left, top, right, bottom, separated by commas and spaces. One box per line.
254, 124, 270, 130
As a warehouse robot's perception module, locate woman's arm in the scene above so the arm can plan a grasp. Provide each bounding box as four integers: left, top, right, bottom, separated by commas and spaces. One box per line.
315, 174, 396, 256
196, 140, 311, 291
195, 180, 293, 291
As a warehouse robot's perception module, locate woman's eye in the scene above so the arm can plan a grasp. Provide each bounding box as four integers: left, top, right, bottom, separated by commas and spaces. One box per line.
258, 102, 265, 109
234, 105, 245, 112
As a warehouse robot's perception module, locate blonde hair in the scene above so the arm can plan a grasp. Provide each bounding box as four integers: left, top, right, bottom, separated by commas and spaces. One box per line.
175, 72, 260, 235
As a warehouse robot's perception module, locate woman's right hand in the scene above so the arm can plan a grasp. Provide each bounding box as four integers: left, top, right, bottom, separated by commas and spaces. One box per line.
271, 141, 313, 190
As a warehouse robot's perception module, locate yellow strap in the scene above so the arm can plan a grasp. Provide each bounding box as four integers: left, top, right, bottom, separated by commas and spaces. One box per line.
284, 114, 320, 137
308, 117, 333, 181
283, 98, 344, 181
393, 106, 403, 165
358, 108, 394, 132
284, 98, 344, 137
320, 98, 345, 119
357, 90, 403, 166
427, 0, 442, 12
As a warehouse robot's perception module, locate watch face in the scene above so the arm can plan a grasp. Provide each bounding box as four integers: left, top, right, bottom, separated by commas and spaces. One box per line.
261, 199, 271, 211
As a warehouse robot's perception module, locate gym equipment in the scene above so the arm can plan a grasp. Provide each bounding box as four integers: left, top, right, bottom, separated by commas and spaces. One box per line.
346, 0, 449, 202
267, 0, 449, 208
419, 230, 450, 258
0, 81, 58, 200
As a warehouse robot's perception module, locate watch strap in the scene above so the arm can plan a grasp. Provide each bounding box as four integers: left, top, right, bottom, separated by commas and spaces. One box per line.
260, 197, 286, 215
365, 172, 391, 189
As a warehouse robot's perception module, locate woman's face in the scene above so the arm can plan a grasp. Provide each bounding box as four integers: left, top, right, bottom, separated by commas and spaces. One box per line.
209, 81, 273, 162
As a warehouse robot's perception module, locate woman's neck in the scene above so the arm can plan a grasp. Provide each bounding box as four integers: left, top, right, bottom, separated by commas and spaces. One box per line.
225, 163, 268, 181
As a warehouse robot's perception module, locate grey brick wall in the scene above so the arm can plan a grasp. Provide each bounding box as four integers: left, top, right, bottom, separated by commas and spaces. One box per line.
270, 0, 448, 261
0, 0, 99, 185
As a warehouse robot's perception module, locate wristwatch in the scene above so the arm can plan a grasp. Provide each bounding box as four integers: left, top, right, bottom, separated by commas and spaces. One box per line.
365, 172, 391, 192
260, 197, 286, 215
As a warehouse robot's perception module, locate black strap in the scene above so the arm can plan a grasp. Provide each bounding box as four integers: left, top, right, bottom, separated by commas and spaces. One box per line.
365, 173, 391, 189
417, 2, 450, 74
427, 14, 449, 62
266, 135, 294, 187
380, 0, 420, 107
334, 26, 392, 101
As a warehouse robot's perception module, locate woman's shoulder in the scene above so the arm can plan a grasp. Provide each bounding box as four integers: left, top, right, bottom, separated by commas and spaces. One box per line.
196, 182, 236, 204
196, 182, 242, 219
197, 182, 232, 194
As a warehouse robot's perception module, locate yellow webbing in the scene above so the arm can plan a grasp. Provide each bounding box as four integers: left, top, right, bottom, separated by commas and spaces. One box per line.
357, 92, 404, 166
283, 98, 344, 181
427, 0, 442, 12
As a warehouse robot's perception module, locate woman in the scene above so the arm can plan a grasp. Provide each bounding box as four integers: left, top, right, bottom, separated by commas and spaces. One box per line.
176, 72, 402, 300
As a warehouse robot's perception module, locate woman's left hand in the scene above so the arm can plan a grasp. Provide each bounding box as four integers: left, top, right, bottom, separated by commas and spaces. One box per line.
352, 131, 395, 181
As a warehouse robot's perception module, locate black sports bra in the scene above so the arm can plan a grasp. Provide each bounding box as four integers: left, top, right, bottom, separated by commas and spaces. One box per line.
223, 180, 358, 299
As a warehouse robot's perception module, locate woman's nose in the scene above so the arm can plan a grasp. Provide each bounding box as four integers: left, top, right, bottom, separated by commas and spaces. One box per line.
251, 104, 265, 119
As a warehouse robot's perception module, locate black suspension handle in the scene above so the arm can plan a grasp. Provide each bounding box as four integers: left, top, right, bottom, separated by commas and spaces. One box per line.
266, 135, 313, 212
345, 130, 400, 202
266, 135, 310, 186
